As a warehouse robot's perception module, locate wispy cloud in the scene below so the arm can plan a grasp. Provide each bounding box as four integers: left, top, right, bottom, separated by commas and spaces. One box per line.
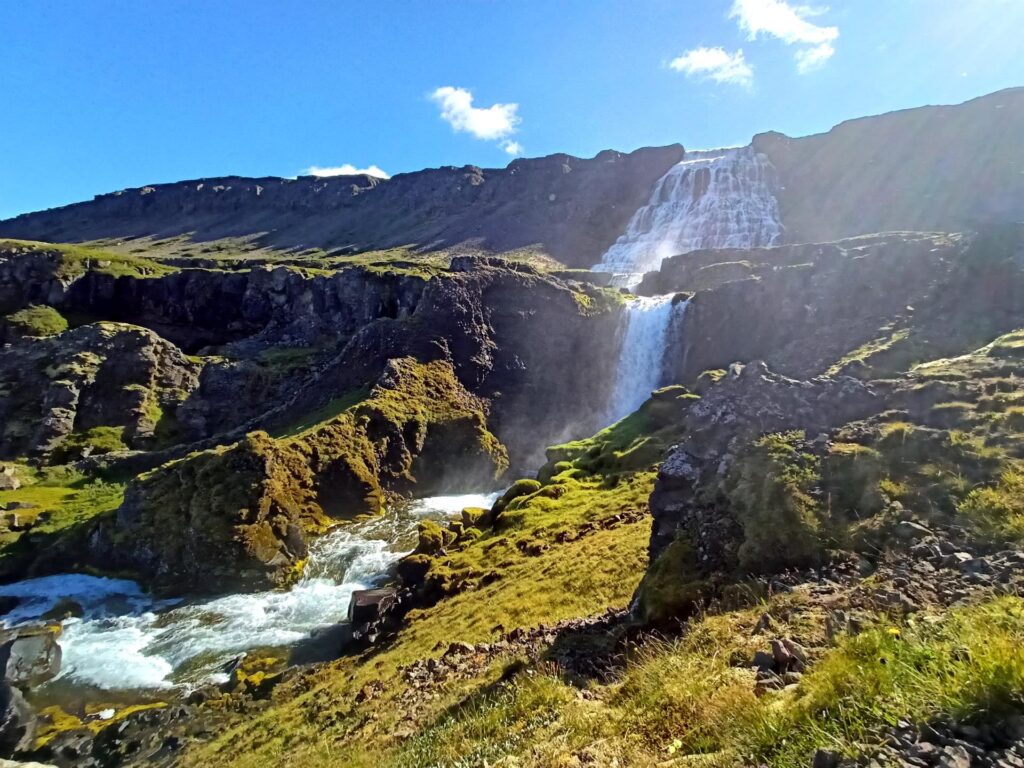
431, 86, 523, 156
304, 163, 390, 179
669, 47, 753, 87
729, 0, 838, 72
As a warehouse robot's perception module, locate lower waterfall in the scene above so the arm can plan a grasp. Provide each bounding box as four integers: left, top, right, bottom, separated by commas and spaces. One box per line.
606, 295, 688, 423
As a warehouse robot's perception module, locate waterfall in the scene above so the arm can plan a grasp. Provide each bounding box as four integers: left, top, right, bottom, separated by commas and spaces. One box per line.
606, 296, 688, 422
595, 145, 782, 285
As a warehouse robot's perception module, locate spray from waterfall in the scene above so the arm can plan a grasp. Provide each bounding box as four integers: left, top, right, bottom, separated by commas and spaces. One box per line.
595, 145, 782, 285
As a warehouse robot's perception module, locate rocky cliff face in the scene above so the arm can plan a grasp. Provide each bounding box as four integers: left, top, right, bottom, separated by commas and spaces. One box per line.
0, 146, 684, 268
645, 228, 1024, 385
757, 88, 1024, 245
0, 244, 622, 472
0, 323, 200, 460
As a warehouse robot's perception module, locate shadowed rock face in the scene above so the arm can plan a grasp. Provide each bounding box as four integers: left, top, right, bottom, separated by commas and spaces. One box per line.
0, 146, 685, 268
0, 323, 201, 460
646, 228, 1024, 385
757, 88, 1024, 244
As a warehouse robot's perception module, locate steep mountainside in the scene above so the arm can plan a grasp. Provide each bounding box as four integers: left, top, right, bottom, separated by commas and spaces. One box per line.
0, 146, 684, 268
758, 88, 1024, 244
2, 89, 1022, 269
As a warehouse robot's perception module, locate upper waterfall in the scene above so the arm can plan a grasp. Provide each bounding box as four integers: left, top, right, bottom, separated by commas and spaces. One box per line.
594, 146, 783, 284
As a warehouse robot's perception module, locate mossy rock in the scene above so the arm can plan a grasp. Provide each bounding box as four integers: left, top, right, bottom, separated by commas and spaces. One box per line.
634, 533, 710, 625
493, 479, 542, 515
415, 520, 457, 555
4, 304, 68, 338
51, 426, 128, 463
724, 431, 826, 573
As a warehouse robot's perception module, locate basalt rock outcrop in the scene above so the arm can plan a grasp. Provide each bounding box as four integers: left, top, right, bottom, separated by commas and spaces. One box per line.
636, 322, 1024, 625
0, 242, 622, 470
642, 362, 882, 569
0, 146, 685, 268
0, 323, 200, 461
646, 227, 1024, 383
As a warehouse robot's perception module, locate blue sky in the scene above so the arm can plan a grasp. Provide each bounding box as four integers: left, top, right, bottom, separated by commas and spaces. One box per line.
2, 0, 1022, 219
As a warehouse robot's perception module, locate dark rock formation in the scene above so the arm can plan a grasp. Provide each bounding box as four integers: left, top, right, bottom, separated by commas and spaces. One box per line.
0, 629, 62, 687
756, 87, 1024, 244
646, 229, 1024, 383
0, 323, 200, 460
643, 362, 881, 567
0, 146, 685, 268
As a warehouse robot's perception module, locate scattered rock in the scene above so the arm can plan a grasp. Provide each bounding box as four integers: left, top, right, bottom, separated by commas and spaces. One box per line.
1, 629, 62, 686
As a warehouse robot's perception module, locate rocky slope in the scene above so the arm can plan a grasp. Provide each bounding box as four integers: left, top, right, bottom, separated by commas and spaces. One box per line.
758, 88, 1024, 244
0, 146, 684, 268
2, 89, 1022, 268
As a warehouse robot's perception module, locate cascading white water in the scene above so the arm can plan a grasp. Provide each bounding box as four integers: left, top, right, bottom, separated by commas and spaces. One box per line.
606, 296, 688, 422
0, 491, 501, 692
595, 145, 782, 285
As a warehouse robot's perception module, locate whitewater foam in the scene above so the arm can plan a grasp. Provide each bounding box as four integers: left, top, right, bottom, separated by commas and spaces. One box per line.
0, 491, 502, 691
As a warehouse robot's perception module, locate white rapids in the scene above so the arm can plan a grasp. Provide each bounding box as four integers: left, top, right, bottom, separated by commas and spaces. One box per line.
595, 145, 782, 285
0, 491, 501, 692
606, 295, 689, 423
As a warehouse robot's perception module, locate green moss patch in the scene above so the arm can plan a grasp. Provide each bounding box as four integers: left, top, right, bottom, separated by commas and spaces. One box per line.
3, 304, 68, 337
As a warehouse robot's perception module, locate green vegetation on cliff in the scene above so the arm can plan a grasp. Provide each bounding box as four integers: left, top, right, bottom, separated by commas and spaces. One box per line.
82, 357, 508, 592
3, 304, 68, 337
0, 238, 176, 279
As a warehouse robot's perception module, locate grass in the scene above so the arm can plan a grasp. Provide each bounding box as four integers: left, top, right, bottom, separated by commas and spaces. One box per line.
269, 388, 370, 439
184, 516, 653, 768
358, 597, 1024, 768
826, 328, 911, 377
958, 464, 1024, 543
0, 239, 176, 279
51, 425, 129, 463
0, 465, 125, 555
3, 304, 68, 337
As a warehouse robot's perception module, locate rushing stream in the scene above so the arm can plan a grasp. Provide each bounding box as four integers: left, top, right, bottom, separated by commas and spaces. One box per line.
0, 492, 500, 694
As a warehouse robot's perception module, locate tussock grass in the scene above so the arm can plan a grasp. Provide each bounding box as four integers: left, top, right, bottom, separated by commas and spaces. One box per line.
332, 597, 1024, 768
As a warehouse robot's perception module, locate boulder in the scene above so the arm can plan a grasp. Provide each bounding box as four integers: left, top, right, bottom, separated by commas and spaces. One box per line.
0, 467, 19, 492
0, 681, 35, 754
348, 587, 400, 643
1, 630, 62, 686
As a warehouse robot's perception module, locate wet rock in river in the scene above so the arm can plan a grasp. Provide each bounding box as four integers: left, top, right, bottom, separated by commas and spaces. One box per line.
1, 629, 62, 687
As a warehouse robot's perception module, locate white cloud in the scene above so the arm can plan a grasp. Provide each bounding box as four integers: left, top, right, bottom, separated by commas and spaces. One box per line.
304, 163, 390, 179
501, 140, 524, 157
730, 0, 838, 71
669, 47, 753, 86
430, 86, 520, 141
